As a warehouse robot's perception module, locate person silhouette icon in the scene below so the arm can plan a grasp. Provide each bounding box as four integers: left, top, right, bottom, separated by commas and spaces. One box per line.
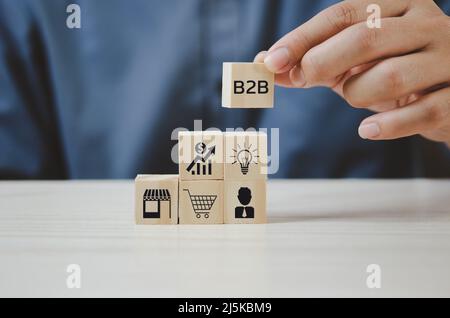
235, 187, 255, 219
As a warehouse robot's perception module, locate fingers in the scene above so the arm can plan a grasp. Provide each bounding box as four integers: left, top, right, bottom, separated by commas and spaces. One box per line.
366, 93, 422, 113
253, 51, 267, 63
296, 17, 429, 88
263, 0, 411, 73
358, 87, 450, 140
331, 61, 381, 98
254, 52, 379, 89
254, 51, 300, 87
343, 52, 450, 107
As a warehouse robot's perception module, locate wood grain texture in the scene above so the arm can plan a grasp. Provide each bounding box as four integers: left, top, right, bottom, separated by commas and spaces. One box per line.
135, 175, 178, 225
179, 180, 224, 224
178, 131, 224, 181
222, 63, 274, 108
224, 180, 266, 224
224, 132, 268, 180
0, 180, 450, 297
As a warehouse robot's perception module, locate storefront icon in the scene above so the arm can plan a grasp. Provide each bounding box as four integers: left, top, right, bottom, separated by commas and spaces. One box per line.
143, 189, 171, 219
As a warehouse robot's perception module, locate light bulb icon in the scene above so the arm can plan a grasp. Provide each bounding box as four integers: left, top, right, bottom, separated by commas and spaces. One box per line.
231, 143, 259, 175
237, 149, 252, 175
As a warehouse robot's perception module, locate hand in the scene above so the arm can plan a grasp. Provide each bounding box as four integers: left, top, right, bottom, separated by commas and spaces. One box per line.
255, 0, 450, 146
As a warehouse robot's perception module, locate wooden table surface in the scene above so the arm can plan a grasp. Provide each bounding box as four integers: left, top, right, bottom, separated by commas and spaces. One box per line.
0, 180, 449, 298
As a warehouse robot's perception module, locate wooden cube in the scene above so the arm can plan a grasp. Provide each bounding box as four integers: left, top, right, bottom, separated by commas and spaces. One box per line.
178, 131, 224, 181
135, 175, 179, 225
224, 180, 266, 224
224, 131, 268, 180
179, 180, 224, 224
222, 63, 274, 108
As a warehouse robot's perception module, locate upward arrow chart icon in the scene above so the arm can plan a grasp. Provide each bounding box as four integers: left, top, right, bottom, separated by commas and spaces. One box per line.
186, 145, 216, 173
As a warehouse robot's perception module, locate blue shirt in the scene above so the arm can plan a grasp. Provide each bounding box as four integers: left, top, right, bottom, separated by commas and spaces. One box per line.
0, 0, 449, 179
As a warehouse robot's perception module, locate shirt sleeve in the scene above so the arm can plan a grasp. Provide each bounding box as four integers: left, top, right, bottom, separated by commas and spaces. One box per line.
0, 0, 66, 179
436, 0, 450, 13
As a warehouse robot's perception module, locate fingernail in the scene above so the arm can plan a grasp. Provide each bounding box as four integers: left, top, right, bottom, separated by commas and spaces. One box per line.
290, 66, 306, 87
254, 51, 268, 63
359, 123, 381, 139
264, 47, 290, 72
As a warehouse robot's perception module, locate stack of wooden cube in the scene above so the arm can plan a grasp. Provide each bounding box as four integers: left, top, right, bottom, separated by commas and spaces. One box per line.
135, 62, 274, 225
135, 131, 268, 225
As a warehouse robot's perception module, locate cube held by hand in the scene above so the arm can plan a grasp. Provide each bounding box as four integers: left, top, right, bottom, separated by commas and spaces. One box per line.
222, 63, 274, 108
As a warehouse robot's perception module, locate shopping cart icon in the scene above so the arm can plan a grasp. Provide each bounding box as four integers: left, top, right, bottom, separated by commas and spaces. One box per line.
183, 189, 217, 219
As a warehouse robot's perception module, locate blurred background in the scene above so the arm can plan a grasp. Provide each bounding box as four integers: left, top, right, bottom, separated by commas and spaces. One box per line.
0, 0, 449, 180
